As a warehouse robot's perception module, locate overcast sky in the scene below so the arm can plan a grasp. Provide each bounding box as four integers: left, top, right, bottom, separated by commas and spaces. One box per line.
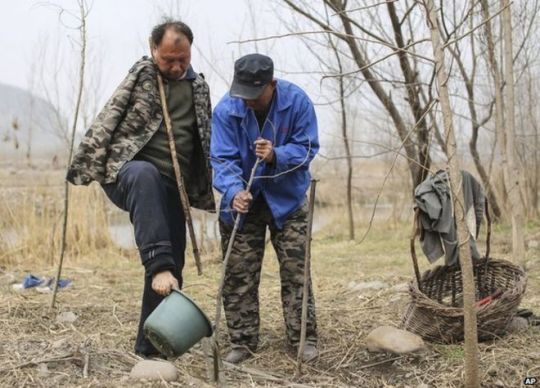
0, 0, 347, 153
0, 0, 365, 157
0, 0, 324, 103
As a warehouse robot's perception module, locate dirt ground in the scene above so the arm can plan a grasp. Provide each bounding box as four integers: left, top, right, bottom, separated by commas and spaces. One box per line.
1, 216, 539, 387
1, 163, 539, 387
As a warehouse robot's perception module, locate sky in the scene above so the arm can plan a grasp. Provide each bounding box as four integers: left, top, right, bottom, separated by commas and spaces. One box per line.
0, 0, 319, 106
0, 0, 350, 157
3, 1, 234, 95
2, 0, 399, 163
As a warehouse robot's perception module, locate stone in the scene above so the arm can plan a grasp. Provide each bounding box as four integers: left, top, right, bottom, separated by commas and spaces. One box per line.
391, 283, 409, 293
11, 283, 25, 291
51, 338, 68, 349
36, 363, 49, 377
487, 366, 498, 376
366, 326, 425, 354
0, 272, 16, 285
56, 311, 78, 324
36, 286, 52, 294
507, 316, 529, 332
130, 360, 177, 381
528, 240, 539, 249
349, 281, 389, 293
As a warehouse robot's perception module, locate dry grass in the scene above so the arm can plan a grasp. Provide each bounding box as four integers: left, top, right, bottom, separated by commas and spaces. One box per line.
0, 162, 539, 387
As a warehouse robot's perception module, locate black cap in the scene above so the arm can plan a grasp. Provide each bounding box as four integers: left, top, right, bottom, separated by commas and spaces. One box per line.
230, 54, 274, 100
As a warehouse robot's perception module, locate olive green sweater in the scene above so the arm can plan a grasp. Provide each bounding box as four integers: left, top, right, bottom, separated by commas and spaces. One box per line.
136, 78, 197, 183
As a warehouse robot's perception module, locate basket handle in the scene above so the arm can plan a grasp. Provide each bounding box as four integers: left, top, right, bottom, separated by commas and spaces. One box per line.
410, 208, 423, 292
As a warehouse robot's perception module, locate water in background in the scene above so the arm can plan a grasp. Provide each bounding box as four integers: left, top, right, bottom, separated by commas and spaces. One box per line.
106, 206, 339, 250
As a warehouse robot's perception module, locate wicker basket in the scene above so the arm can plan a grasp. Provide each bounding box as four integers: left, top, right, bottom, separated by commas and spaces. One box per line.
401, 202, 527, 343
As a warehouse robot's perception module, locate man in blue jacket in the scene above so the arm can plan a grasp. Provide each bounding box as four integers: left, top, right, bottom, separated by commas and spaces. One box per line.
211, 54, 319, 364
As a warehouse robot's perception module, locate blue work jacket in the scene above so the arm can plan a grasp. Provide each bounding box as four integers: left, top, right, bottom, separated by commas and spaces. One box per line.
210, 79, 319, 229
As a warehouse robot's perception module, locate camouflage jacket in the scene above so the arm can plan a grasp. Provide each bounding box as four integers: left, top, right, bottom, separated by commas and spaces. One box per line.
66, 56, 215, 211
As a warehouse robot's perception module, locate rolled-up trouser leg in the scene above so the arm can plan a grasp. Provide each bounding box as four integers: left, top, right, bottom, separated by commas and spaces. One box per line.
219, 211, 266, 351
270, 202, 318, 347
101, 160, 185, 355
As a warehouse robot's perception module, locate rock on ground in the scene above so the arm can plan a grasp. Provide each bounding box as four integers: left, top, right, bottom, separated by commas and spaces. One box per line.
0, 272, 16, 285
51, 338, 68, 349
348, 280, 389, 292
55, 311, 78, 324
130, 360, 177, 381
507, 316, 529, 333
527, 240, 539, 249
390, 282, 409, 293
366, 325, 425, 354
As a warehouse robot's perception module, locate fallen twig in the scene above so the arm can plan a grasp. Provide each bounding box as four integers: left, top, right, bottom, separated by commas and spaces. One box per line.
356, 355, 403, 370
82, 353, 89, 378
0, 353, 76, 374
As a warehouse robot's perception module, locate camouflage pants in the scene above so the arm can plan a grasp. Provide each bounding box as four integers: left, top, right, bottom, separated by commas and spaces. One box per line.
219, 197, 317, 351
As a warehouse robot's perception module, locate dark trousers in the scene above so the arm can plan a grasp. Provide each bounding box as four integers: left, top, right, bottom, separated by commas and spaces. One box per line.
102, 160, 186, 355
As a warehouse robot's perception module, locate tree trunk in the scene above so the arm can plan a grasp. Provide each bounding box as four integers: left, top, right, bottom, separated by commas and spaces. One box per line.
501, 0, 526, 265
447, 40, 503, 220
331, 2, 422, 187
469, 130, 502, 221
480, 0, 508, 220
340, 79, 355, 241
51, 0, 87, 308
534, 112, 540, 216
332, 35, 355, 240
282, 0, 423, 188
387, 2, 431, 184
423, 1, 480, 386
535, 130, 539, 216
524, 66, 539, 218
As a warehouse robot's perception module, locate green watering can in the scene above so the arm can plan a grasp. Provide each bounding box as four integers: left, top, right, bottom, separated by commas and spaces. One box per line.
143, 289, 213, 357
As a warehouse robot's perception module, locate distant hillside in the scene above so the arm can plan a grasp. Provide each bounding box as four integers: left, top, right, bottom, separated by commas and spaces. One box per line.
0, 83, 66, 160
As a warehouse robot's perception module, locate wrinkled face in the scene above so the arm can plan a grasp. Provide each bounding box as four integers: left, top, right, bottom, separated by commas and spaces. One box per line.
243, 80, 276, 113
152, 29, 191, 80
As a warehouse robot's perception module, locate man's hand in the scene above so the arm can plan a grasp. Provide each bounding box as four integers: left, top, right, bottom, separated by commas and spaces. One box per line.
254, 138, 275, 163
232, 190, 253, 213
152, 271, 179, 296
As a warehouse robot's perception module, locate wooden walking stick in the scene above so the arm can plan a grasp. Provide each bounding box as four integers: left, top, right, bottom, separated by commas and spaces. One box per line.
296, 179, 318, 376
212, 158, 261, 382
155, 71, 203, 275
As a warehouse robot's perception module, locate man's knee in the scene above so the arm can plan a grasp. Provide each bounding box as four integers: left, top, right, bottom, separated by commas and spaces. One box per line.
121, 160, 161, 188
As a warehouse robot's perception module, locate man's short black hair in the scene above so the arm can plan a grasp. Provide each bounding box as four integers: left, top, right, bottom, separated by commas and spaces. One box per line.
151, 19, 193, 46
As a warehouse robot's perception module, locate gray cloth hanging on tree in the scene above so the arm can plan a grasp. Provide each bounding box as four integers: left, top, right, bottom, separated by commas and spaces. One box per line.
414, 170, 485, 265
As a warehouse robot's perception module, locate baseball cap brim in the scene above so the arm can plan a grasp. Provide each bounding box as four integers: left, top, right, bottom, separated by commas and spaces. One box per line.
229, 77, 268, 100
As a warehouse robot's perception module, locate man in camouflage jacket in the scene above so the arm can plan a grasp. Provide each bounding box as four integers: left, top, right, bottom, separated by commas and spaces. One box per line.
67, 20, 214, 357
